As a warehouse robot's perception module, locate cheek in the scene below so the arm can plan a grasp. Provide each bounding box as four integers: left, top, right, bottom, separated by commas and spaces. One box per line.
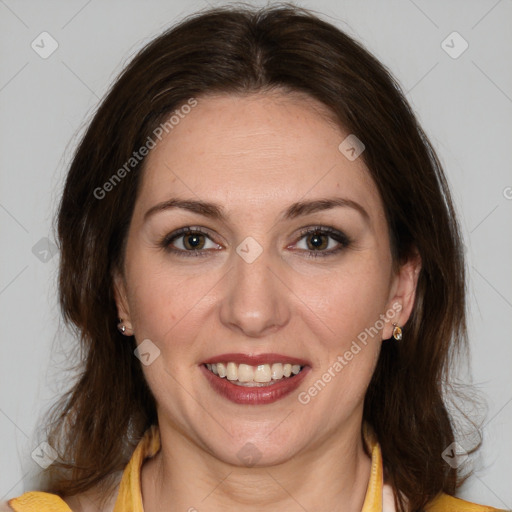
291, 255, 392, 350
289, 254, 390, 412
124, 254, 221, 348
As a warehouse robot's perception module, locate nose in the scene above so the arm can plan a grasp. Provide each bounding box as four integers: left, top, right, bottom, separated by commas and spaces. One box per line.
219, 242, 291, 338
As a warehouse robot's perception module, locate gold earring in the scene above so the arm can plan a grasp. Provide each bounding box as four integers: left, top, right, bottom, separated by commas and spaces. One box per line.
392, 323, 402, 341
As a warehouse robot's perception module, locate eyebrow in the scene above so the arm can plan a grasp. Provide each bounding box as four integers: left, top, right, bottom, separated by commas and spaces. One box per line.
143, 196, 370, 223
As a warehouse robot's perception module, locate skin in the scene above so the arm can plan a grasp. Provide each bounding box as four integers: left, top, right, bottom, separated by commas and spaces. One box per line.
109, 91, 420, 512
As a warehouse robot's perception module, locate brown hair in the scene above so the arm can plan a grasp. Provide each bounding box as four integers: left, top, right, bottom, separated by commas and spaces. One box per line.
43, 3, 471, 511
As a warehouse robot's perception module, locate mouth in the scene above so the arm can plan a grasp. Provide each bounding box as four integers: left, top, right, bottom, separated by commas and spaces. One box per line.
201, 353, 310, 405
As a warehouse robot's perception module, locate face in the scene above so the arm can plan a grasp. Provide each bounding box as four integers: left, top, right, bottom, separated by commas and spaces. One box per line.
115, 91, 418, 466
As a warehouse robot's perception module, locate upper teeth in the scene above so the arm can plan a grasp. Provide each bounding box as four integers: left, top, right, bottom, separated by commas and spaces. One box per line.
206, 362, 302, 383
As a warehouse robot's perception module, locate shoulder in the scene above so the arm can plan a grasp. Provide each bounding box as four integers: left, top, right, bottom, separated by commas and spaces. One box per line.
5, 492, 71, 511
426, 493, 508, 512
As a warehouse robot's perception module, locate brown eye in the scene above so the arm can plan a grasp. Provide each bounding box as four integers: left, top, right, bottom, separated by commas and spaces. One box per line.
305, 232, 329, 251
182, 232, 206, 250
294, 226, 351, 258
161, 227, 222, 257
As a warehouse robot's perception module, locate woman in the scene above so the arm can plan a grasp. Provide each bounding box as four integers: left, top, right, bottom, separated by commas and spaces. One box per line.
5, 4, 505, 512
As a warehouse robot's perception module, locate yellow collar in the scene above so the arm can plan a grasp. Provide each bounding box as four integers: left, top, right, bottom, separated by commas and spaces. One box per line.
113, 424, 161, 512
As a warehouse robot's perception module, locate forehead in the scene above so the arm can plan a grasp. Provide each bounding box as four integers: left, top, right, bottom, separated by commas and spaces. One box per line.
136, 92, 382, 222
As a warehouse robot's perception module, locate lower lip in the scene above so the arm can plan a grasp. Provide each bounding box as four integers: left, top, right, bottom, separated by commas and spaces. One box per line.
201, 364, 310, 405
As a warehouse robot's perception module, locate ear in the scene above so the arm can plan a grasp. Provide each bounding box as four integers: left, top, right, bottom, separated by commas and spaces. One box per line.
113, 269, 134, 335
382, 249, 422, 340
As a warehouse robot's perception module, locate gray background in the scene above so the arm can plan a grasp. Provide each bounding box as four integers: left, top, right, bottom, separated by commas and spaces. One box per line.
1, 0, 511, 509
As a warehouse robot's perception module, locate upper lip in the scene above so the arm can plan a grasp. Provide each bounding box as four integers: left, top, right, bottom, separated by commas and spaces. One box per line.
202, 353, 310, 366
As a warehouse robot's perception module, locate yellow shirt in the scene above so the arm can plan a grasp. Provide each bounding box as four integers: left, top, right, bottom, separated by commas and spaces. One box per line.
7, 424, 504, 512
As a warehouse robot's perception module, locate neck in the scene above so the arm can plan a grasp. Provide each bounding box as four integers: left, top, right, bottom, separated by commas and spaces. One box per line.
141, 420, 372, 512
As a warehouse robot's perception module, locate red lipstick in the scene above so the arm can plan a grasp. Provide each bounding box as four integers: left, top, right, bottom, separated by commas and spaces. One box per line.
200, 353, 311, 405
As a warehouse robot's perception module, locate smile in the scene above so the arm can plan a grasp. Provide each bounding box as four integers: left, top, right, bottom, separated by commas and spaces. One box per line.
201, 354, 310, 405
205, 362, 303, 386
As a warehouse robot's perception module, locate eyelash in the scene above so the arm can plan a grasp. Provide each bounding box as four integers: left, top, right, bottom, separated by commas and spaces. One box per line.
159, 226, 351, 259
